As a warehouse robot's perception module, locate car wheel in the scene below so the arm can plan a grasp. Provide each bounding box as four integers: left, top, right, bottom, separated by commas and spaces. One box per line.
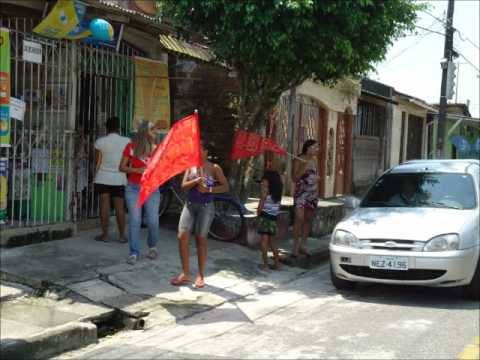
463, 259, 480, 301
330, 264, 356, 290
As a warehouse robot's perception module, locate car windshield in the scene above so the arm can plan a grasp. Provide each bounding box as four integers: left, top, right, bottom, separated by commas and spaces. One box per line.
361, 172, 477, 210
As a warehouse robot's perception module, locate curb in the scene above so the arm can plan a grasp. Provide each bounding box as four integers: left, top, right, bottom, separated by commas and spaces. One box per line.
281, 246, 330, 269
0, 321, 97, 360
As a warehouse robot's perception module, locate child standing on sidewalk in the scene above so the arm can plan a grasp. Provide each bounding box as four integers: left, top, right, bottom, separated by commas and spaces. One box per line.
257, 170, 283, 271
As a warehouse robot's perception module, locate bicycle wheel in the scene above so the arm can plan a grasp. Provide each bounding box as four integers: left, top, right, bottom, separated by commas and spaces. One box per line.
209, 198, 245, 241
158, 190, 172, 219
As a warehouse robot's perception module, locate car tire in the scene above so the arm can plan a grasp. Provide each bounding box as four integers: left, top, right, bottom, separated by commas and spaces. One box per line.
463, 259, 480, 301
330, 264, 356, 290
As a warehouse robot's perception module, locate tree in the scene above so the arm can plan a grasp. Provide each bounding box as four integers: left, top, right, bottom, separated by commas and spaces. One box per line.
159, 0, 422, 196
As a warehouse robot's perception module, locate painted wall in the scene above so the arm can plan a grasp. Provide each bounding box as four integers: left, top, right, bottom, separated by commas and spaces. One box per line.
390, 99, 429, 167
296, 79, 359, 115
294, 79, 359, 198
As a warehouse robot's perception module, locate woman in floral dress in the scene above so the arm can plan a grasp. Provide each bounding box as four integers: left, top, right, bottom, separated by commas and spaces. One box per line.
292, 139, 320, 258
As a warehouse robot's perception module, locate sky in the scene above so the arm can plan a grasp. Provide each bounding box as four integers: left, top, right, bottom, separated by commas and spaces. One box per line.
370, 0, 480, 118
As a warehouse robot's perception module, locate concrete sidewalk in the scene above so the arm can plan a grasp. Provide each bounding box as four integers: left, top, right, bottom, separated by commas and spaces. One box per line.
0, 225, 330, 359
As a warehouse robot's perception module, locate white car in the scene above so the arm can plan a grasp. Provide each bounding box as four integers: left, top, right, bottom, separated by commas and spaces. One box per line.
329, 159, 480, 299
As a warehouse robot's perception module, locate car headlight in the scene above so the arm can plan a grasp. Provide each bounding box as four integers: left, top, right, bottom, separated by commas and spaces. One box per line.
423, 234, 459, 252
332, 230, 359, 248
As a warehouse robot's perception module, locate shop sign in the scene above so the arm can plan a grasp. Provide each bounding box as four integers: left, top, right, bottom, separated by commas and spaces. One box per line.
23, 40, 42, 64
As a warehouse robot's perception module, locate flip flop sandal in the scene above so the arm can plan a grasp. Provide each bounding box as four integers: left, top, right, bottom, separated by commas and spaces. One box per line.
257, 264, 270, 272
94, 235, 108, 242
170, 275, 191, 286
193, 279, 205, 289
118, 237, 128, 243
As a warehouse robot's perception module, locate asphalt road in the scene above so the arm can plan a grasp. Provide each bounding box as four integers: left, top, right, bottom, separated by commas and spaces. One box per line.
57, 263, 480, 359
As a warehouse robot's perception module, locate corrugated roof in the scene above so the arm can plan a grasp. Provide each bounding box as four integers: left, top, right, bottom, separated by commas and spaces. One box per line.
89, 0, 160, 23
159, 34, 214, 62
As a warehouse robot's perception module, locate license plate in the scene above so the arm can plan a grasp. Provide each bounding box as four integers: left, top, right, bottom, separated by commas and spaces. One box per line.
369, 256, 408, 271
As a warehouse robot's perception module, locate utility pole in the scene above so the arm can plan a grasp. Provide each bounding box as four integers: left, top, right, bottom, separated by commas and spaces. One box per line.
436, 0, 455, 158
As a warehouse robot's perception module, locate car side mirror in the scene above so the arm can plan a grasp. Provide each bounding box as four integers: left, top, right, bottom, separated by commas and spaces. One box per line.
343, 196, 361, 209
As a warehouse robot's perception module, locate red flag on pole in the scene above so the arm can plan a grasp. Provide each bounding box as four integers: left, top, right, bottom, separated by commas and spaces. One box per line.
231, 130, 286, 160
137, 112, 202, 207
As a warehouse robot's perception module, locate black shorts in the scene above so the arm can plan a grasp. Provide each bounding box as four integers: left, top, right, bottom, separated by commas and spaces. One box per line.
95, 184, 125, 198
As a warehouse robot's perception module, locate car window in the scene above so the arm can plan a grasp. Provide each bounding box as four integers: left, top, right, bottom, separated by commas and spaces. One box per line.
361, 172, 477, 209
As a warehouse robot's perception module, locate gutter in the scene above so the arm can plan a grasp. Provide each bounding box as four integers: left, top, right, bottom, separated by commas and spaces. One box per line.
361, 90, 398, 105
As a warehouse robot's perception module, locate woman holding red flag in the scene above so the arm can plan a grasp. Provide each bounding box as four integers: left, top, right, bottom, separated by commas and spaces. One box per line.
119, 121, 161, 265
171, 141, 229, 289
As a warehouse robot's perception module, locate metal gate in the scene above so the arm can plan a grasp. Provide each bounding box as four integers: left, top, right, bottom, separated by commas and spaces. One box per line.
270, 95, 323, 194
1, 18, 73, 228
72, 43, 141, 222
0, 17, 142, 227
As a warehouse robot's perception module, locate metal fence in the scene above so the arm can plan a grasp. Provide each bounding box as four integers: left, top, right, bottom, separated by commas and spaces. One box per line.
72, 43, 141, 222
1, 18, 73, 227
270, 95, 320, 193
0, 18, 142, 228
272, 96, 319, 156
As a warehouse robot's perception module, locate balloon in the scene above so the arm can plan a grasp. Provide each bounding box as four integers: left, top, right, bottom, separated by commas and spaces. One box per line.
89, 18, 114, 42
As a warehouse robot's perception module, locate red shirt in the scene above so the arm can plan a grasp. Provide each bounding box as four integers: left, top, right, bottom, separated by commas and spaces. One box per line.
122, 143, 151, 184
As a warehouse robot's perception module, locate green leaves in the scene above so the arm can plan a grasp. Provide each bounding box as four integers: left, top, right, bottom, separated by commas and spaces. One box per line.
159, 0, 419, 129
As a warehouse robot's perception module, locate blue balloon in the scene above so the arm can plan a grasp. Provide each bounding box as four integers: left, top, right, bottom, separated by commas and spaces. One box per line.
89, 18, 114, 42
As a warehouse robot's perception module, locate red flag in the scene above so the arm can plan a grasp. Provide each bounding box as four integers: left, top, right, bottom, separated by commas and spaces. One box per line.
231, 130, 286, 160
261, 137, 287, 156
137, 112, 202, 207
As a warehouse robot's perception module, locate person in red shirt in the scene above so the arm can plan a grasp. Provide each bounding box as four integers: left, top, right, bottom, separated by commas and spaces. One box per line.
119, 121, 161, 264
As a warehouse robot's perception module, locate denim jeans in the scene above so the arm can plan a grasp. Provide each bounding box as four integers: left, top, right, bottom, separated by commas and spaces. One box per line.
125, 182, 161, 256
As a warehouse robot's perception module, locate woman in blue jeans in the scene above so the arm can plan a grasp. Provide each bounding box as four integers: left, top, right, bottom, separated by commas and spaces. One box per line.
119, 121, 161, 265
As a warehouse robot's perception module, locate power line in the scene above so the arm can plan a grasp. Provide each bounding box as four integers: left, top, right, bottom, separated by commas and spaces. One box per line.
415, 25, 444, 36
455, 31, 480, 50
453, 48, 480, 73
421, 9, 447, 27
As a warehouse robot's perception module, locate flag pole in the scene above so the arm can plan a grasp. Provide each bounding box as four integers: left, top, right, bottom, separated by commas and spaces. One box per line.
285, 151, 306, 162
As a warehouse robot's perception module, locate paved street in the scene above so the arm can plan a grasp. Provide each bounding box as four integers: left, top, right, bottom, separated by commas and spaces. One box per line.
56, 263, 480, 360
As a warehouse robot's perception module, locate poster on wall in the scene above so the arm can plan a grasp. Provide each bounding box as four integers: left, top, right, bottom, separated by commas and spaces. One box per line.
134, 57, 170, 133
0, 157, 7, 224
0, 27, 10, 147
10, 97, 26, 121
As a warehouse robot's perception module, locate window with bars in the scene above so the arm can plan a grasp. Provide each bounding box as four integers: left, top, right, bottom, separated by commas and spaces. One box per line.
356, 101, 386, 137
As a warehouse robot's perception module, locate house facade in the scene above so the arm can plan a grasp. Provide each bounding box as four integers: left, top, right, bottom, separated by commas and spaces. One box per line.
269, 78, 360, 198
391, 90, 436, 165
427, 103, 480, 159
0, 0, 237, 243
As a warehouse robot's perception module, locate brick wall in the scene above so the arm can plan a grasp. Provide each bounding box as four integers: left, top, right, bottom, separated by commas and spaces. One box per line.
169, 55, 240, 176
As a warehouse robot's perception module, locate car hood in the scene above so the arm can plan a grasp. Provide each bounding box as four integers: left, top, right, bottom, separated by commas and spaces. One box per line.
337, 207, 471, 241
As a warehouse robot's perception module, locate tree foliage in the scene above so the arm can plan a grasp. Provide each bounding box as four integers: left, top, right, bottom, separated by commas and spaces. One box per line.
160, 0, 422, 130
159, 0, 422, 198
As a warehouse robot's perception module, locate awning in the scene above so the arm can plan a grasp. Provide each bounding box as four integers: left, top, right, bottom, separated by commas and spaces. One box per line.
159, 34, 214, 62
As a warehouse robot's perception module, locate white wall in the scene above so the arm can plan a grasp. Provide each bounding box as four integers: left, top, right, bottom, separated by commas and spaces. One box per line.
293, 79, 359, 198
296, 79, 359, 115
390, 99, 429, 167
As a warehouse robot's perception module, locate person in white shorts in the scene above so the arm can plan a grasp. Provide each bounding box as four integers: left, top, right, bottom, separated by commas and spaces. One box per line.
94, 116, 130, 242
